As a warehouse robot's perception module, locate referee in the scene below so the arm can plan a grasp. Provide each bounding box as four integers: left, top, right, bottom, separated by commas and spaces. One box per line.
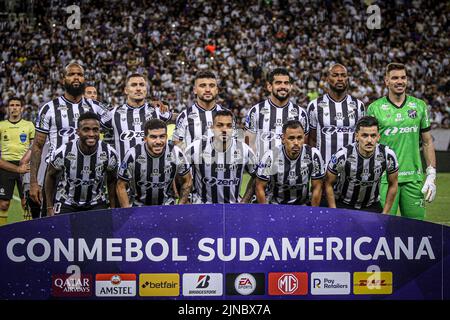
0, 97, 34, 225
325, 116, 399, 213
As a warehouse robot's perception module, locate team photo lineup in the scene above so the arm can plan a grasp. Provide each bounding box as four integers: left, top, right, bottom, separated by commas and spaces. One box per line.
0, 0, 447, 226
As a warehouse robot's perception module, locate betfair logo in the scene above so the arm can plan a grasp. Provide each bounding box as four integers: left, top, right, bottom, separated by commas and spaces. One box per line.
139, 274, 179, 296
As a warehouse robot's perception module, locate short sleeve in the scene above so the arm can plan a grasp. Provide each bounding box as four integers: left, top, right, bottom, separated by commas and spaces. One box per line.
245, 146, 258, 176
117, 150, 134, 181
327, 149, 346, 175
173, 111, 187, 142
386, 147, 399, 174
256, 150, 274, 181
50, 146, 65, 170
106, 145, 119, 172
174, 146, 190, 176
311, 148, 325, 179
244, 106, 258, 133
35, 103, 51, 134
306, 100, 317, 130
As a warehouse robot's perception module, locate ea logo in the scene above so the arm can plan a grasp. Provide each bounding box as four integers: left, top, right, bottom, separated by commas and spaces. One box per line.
234, 273, 256, 295
58, 127, 75, 137
278, 274, 298, 294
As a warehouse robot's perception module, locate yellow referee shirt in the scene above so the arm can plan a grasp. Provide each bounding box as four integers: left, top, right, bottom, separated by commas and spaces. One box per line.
0, 119, 35, 161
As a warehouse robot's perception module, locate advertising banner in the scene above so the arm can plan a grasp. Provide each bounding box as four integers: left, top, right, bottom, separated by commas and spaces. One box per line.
0, 204, 448, 300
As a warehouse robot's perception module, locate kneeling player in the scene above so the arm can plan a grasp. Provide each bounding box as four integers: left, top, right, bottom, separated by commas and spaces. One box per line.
325, 116, 399, 213
117, 119, 192, 206
255, 120, 325, 205
45, 112, 119, 215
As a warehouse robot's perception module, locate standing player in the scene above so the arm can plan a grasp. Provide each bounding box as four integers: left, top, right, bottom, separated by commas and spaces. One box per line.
367, 63, 436, 220
101, 73, 174, 162
44, 112, 118, 215
30, 62, 108, 213
255, 120, 324, 206
307, 63, 365, 165
117, 119, 192, 207
173, 71, 229, 151
245, 68, 309, 160
325, 117, 399, 213
0, 97, 34, 225
185, 110, 257, 204
84, 84, 98, 100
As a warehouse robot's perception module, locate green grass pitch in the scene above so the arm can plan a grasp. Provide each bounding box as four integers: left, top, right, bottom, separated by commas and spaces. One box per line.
5, 173, 450, 226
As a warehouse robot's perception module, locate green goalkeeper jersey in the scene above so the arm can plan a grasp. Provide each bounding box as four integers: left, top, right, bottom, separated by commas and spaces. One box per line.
367, 95, 431, 183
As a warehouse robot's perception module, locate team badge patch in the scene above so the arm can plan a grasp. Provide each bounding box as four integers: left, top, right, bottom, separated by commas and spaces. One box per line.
407, 109, 417, 119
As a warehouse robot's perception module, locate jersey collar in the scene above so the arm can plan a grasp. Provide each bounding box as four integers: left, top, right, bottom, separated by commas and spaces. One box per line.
355, 142, 376, 159
268, 98, 290, 109
386, 95, 408, 109
282, 145, 302, 161
326, 93, 348, 104
194, 102, 218, 112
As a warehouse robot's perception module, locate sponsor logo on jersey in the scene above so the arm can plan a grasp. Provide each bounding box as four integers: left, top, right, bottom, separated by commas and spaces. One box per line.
226, 273, 265, 296
353, 272, 393, 295
139, 274, 179, 296
268, 272, 308, 295
202, 177, 240, 186
321, 126, 354, 135
311, 272, 350, 295
96, 274, 136, 297
383, 126, 418, 136
58, 127, 76, 137
120, 130, 145, 141
182, 273, 223, 296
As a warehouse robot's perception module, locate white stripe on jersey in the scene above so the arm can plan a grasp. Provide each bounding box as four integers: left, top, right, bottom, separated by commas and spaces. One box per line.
101, 103, 172, 161
173, 103, 228, 150
307, 94, 365, 164
186, 137, 257, 204
244, 99, 309, 159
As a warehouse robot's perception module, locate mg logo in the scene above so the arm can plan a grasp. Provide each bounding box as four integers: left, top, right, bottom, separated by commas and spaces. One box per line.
278, 274, 298, 294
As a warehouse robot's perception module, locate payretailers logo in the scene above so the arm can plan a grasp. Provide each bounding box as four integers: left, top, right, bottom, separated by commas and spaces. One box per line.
139, 274, 179, 296
353, 271, 393, 295
310, 272, 351, 295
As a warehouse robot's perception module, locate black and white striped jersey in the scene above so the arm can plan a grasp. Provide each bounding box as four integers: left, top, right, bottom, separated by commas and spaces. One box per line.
173, 103, 229, 149
185, 137, 257, 204
101, 103, 172, 161
257, 144, 325, 205
118, 141, 190, 206
327, 142, 399, 209
244, 99, 309, 159
35, 96, 108, 160
307, 94, 365, 164
49, 140, 118, 207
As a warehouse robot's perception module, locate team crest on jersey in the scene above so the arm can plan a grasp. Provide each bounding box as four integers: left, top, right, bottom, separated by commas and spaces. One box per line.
361, 169, 371, 181
117, 108, 127, 114
151, 169, 160, 177
302, 154, 312, 165
408, 102, 417, 108
376, 153, 385, 163
99, 152, 108, 162
136, 155, 147, 164
318, 101, 328, 109
260, 107, 270, 115
408, 109, 417, 119
66, 152, 77, 161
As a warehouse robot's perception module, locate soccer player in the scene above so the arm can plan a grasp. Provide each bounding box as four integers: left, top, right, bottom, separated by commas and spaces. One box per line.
307, 63, 365, 165
325, 116, 399, 213
44, 112, 118, 215
185, 110, 257, 204
173, 70, 229, 150
245, 67, 309, 160
117, 119, 192, 207
101, 73, 175, 162
0, 97, 35, 225
255, 120, 324, 205
84, 84, 98, 100
367, 63, 436, 220
30, 62, 108, 213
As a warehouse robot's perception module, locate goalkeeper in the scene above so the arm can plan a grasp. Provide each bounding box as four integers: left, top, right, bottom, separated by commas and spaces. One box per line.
367, 63, 436, 220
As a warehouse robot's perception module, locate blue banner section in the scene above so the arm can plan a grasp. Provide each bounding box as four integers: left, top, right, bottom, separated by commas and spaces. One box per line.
0, 205, 449, 300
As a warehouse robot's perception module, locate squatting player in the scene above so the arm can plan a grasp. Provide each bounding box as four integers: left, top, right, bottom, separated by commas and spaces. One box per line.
325, 116, 399, 213
367, 63, 436, 220
117, 119, 192, 206
185, 110, 257, 204
45, 112, 118, 215
255, 120, 325, 205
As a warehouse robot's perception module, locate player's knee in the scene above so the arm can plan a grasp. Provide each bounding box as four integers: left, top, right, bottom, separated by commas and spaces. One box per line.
0, 200, 11, 211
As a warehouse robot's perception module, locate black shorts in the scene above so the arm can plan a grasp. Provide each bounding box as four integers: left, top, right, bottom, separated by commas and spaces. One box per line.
53, 202, 108, 215
0, 161, 23, 200
336, 200, 383, 213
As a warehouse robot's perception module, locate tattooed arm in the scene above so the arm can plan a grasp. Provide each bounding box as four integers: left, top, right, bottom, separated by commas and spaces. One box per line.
176, 172, 192, 204
30, 131, 47, 204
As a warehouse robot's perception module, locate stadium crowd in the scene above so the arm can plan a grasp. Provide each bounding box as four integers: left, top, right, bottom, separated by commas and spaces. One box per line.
0, 0, 449, 127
